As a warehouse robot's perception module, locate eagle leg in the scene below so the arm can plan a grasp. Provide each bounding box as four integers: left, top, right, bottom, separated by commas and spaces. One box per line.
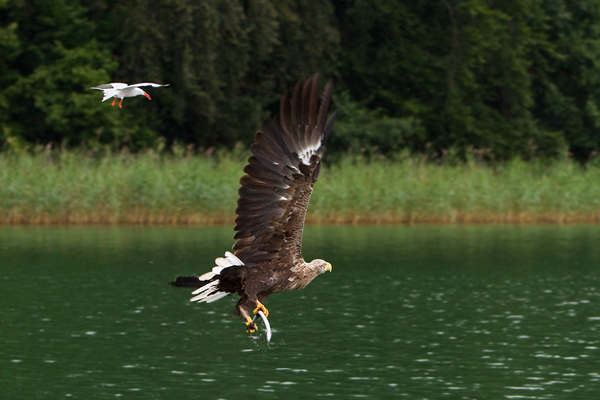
245, 316, 258, 333
253, 300, 269, 318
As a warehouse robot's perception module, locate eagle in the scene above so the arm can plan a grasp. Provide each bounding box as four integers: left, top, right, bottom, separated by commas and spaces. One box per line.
169, 75, 337, 340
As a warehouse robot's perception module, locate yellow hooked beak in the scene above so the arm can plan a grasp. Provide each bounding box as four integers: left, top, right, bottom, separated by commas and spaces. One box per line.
325, 263, 332, 272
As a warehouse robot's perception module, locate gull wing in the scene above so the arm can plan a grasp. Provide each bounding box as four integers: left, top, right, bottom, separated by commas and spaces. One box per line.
90, 83, 128, 90
127, 83, 170, 88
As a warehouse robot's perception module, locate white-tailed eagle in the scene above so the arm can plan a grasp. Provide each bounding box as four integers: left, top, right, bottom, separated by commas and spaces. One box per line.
169, 75, 337, 340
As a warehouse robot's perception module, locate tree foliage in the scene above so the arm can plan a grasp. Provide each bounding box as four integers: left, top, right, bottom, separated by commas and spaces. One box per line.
1, 0, 123, 147
1, 0, 600, 162
115, 0, 339, 148
533, 0, 600, 162
335, 0, 569, 160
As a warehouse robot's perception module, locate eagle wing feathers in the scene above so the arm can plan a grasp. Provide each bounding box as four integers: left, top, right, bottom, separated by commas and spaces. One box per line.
232, 75, 336, 268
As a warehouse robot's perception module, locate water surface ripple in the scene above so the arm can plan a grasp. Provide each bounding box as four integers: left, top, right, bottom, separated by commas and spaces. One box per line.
2, 225, 600, 399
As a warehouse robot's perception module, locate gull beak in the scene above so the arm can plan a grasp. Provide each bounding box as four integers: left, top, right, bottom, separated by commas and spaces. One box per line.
144, 91, 152, 100
325, 263, 332, 272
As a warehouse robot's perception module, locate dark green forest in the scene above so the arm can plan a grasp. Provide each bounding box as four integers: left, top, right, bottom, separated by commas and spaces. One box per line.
2, 0, 600, 162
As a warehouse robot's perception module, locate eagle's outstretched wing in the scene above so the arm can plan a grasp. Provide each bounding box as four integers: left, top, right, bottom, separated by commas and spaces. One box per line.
232, 75, 337, 267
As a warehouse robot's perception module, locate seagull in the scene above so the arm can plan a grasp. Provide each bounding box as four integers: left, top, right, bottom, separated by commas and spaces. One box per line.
90, 82, 170, 108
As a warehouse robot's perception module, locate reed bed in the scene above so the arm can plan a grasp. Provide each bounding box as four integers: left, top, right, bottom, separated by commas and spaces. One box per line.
312, 156, 600, 224
1, 150, 599, 225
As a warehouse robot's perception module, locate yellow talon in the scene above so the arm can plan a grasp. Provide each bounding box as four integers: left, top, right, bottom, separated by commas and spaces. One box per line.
253, 300, 269, 318
245, 316, 257, 333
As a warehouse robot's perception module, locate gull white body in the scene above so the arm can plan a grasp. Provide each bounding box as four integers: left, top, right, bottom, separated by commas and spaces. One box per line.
90, 82, 169, 108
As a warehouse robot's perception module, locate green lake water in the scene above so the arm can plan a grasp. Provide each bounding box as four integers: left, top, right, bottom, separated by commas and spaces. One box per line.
2, 225, 600, 399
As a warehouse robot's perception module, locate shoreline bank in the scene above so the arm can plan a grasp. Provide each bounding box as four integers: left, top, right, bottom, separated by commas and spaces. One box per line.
2, 212, 599, 225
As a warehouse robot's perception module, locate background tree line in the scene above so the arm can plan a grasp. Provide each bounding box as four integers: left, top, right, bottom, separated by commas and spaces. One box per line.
1, 0, 600, 162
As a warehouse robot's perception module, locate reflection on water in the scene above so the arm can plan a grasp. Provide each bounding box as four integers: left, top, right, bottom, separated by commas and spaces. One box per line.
2, 225, 600, 398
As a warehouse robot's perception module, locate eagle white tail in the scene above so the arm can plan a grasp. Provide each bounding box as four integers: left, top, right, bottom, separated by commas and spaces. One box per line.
189, 252, 244, 304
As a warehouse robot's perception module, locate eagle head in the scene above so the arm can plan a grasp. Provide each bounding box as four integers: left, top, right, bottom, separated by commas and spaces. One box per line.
307, 259, 333, 275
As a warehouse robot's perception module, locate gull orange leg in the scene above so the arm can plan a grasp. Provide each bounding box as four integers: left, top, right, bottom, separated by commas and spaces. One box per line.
111, 98, 116, 106
119, 98, 124, 108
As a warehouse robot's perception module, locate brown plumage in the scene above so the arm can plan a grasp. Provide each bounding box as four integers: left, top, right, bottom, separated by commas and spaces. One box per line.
170, 75, 337, 334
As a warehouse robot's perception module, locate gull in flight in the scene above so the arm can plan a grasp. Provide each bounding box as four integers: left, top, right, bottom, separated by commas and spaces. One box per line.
90, 82, 170, 108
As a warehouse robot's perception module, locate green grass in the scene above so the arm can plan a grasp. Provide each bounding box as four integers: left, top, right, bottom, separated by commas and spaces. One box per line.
313, 156, 600, 223
1, 149, 600, 224
0, 149, 241, 224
